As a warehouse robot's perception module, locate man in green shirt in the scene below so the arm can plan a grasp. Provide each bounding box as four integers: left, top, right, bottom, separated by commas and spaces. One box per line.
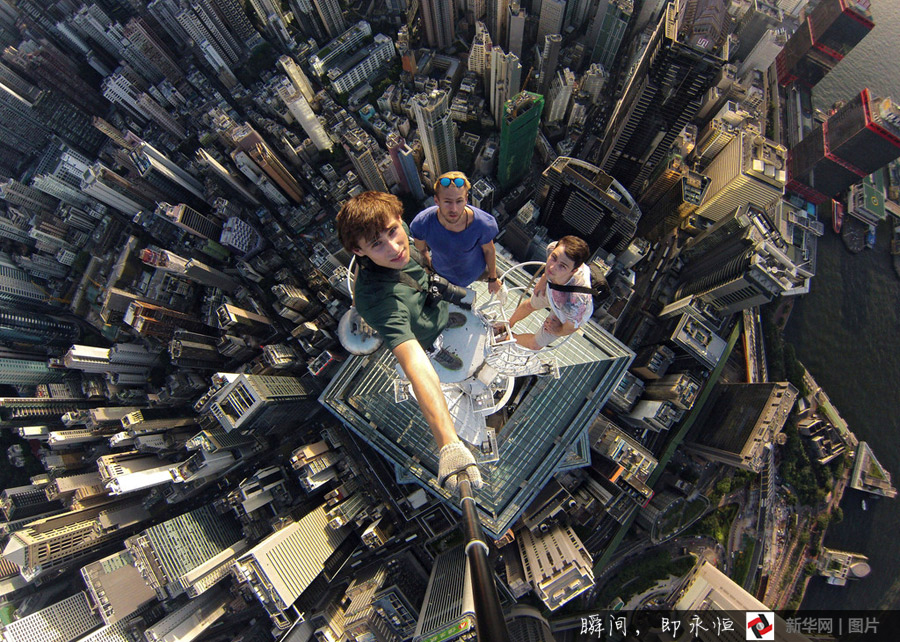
335, 191, 482, 494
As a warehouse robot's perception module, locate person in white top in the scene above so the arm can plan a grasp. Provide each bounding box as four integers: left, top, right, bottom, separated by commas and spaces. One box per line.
502, 235, 594, 350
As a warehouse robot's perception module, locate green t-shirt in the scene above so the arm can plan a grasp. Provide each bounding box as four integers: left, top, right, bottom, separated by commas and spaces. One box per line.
354, 246, 449, 352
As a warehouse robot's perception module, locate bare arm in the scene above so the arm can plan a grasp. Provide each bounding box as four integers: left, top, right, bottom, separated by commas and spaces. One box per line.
481, 241, 500, 294
392, 339, 458, 448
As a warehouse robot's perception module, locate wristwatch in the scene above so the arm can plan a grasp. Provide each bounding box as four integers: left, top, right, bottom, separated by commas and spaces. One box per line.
487, 277, 498, 282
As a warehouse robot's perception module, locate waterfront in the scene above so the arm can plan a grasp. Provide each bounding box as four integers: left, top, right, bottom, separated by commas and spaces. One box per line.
788, 224, 900, 610
788, 0, 900, 611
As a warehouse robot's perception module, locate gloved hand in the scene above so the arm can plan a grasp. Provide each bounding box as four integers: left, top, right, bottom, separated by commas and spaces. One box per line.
438, 441, 483, 494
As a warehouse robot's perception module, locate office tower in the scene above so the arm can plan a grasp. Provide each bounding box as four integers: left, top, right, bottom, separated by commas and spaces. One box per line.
693, 101, 750, 170
312, 0, 346, 38
122, 17, 183, 84
469, 21, 492, 80
597, 0, 726, 193
498, 92, 543, 189
209, 0, 259, 42
694, 133, 785, 223
640, 170, 710, 238
0, 307, 79, 348
775, 0, 873, 88
544, 68, 575, 124
229, 123, 304, 203
140, 248, 237, 293
80, 164, 152, 216
537, 156, 641, 253
321, 256, 633, 538
326, 33, 396, 95
215, 303, 271, 335
413, 546, 475, 641
343, 130, 388, 192
63, 343, 157, 375
489, 48, 521, 126
420, 0, 455, 49
686, 382, 797, 471
413, 90, 457, 180
278, 55, 316, 103
0, 592, 102, 642
506, 2, 526, 58
126, 505, 243, 599
470, 177, 496, 211
2, 500, 150, 580
174, 1, 243, 67
732, 1, 782, 62
587, 0, 632, 68
517, 523, 593, 610
537, 0, 566, 42
787, 90, 900, 204
81, 550, 158, 625
0, 256, 49, 305
643, 372, 701, 410
101, 73, 185, 138
674, 204, 812, 314
0, 179, 57, 214
0, 485, 63, 521
205, 373, 317, 433
0, 357, 67, 385
386, 133, 426, 200
196, 149, 261, 206
581, 62, 607, 105
129, 142, 206, 205
124, 300, 212, 340
156, 202, 222, 240
623, 399, 684, 432
142, 586, 231, 642
505, 605, 555, 641
487, 0, 510, 47
537, 33, 562, 96
219, 216, 263, 256
233, 504, 351, 629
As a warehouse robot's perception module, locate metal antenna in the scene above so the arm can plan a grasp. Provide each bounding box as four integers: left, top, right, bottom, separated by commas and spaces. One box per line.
457, 474, 511, 642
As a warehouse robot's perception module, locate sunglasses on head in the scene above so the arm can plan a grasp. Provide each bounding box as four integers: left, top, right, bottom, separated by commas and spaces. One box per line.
439, 177, 466, 188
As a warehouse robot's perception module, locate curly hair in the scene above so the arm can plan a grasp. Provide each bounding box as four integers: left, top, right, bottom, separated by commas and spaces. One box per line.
335, 191, 404, 251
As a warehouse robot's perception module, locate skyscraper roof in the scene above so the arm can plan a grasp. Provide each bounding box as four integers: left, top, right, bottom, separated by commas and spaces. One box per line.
321, 257, 633, 537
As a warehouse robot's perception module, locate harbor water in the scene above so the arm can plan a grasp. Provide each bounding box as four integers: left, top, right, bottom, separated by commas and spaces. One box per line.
789, 1, 900, 607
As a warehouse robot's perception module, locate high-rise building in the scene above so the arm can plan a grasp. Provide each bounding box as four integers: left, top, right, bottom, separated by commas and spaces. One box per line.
544, 68, 576, 125
596, 0, 727, 193
0, 592, 102, 642
81, 550, 158, 625
587, 0, 633, 68
775, 0, 873, 88
156, 202, 223, 240
0, 255, 49, 306
129, 143, 206, 206
787, 90, 900, 204
517, 523, 593, 610
232, 504, 351, 629
0, 307, 79, 346
505, 605, 555, 641
674, 204, 812, 313
537, 156, 641, 254
80, 163, 155, 216
420, 0, 455, 49
343, 129, 388, 192
412, 546, 475, 642
386, 133, 425, 200
487, 0, 510, 48
489, 48, 521, 126
0, 357, 67, 386
321, 258, 632, 538
124, 300, 212, 340
126, 504, 243, 599
506, 1, 526, 58
278, 55, 315, 103
537, 0, 566, 43
686, 382, 798, 471
142, 585, 232, 642
174, 1, 243, 67
0, 485, 63, 521
537, 33, 562, 96
413, 90, 457, 180
230, 124, 304, 203
2, 500, 149, 580
204, 373, 318, 433
312, 0, 346, 38
694, 132, 786, 222
498, 92, 543, 189
140, 248, 239, 293
469, 21, 492, 80
639, 170, 711, 239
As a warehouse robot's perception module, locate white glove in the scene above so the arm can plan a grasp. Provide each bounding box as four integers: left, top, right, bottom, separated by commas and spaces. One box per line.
438, 441, 483, 494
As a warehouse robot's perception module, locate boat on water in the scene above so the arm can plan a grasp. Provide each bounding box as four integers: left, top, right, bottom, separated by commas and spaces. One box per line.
842, 216, 867, 253
832, 200, 845, 234
865, 225, 876, 249
862, 500, 868, 511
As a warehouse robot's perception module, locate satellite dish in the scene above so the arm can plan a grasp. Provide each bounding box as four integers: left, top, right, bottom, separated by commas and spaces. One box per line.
337, 307, 383, 355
